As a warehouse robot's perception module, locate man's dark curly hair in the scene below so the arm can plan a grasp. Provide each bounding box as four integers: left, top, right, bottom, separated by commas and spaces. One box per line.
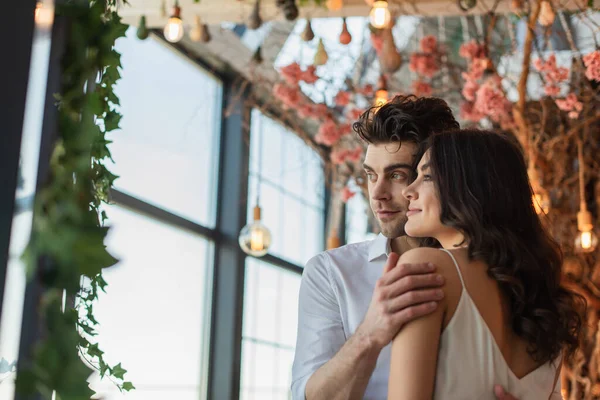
352, 95, 460, 145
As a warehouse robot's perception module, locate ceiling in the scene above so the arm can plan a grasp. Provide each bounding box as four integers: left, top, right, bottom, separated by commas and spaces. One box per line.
119, 0, 585, 27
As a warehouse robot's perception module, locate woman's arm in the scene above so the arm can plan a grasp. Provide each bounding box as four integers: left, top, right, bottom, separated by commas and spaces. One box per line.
387, 248, 448, 400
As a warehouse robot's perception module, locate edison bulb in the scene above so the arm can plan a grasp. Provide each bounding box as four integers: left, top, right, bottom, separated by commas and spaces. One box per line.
35, 1, 54, 30
326, 0, 343, 11
239, 221, 272, 257
532, 191, 550, 215
574, 230, 598, 253
164, 16, 184, 43
374, 89, 388, 106
369, 0, 391, 29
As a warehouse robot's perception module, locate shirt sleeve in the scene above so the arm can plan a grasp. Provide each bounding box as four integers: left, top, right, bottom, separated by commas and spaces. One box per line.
291, 252, 346, 400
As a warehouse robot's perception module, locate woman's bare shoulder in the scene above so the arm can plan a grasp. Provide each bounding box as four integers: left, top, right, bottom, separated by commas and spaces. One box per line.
398, 247, 458, 271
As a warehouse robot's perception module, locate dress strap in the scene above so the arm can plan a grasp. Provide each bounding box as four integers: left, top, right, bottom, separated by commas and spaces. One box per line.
439, 249, 466, 288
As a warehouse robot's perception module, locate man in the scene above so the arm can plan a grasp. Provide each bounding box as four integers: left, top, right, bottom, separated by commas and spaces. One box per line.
291, 95, 519, 400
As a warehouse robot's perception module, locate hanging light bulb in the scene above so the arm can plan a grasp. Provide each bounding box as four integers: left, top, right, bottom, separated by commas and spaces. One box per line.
575, 229, 598, 253
164, 1, 184, 43
137, 15, 150, 40
326, 0, 344, 11
314, 38, 329, 66
239, 205, 272, 257
573, 138, 597, 253
538, 0, 556, 27
35, 1, 54, 30
374, 74, 388, 106
339, 17, 352, 45
369, 0, 391, 29
457, 0, 477, 11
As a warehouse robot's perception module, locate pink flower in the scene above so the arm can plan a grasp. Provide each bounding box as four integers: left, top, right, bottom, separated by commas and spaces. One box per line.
544, 85, 560, 97
555, 93, 583, 119
360, 84, 375, 97
460, 101, 485, 122
583, 50, 600, 81
339, 123, 352, 136
330, 149, 349, 165
534, 53, 570, 87
280, 63, 303, 86
347, 108, 364, 120
462, 80, 479, 101
315, 119, 343, 146
273, 83, 301, 108
301, 65, 319, 84
341, 186, 356, 203
409, 53, 439, 78
459, 40, 485, 60
298, 103, 329, 120
420, 35, 437, 54
412, 80, 433, 97
346, 146, 363, 162
334, 90, 352, 107
473, 78, 513, 125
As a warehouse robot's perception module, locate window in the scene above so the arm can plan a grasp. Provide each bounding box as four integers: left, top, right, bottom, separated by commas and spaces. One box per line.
88, 206, 213, 400
246, 109, 325, 266
240, 111, 326, 400
108, 28, 222, 228
240, 259, 301, 400
87, 28, 221, 400
345, 177, 374, 244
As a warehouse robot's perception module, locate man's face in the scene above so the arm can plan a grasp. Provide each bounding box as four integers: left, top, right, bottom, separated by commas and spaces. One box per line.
363, 141, 418, 239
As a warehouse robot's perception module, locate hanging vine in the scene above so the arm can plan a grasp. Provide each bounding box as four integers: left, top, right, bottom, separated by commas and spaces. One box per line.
16, 0, 132, 397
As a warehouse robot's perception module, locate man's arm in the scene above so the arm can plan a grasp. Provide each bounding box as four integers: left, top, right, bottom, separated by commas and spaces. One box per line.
292, 252, 444, 400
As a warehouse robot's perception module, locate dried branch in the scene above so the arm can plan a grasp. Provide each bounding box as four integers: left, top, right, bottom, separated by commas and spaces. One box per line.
513, 0, 541, 153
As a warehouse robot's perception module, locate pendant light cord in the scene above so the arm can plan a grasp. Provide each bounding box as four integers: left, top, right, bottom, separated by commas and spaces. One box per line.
577, 138, 586, 211
256, 113, 263, 208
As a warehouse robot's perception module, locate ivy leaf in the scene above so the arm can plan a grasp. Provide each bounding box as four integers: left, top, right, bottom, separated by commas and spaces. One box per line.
104, 111, 122, 131
122, 381, 135, 391
99, 360, 110, 378
112, 363, 127, 380
86, 92, 105, 116
87, 343, 104, 358
96, 274, 108, 292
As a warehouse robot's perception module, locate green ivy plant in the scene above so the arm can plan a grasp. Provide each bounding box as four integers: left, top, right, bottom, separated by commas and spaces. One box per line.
16, 0, 133, 398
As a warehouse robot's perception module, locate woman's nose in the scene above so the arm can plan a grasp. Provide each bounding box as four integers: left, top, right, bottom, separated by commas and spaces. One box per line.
402, 184, 416, 200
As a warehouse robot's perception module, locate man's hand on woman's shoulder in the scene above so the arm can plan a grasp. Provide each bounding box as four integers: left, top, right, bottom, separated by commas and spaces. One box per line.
355, 252, 445, 351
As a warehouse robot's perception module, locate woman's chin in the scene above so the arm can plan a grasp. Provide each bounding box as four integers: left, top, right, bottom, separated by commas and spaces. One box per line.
405, 224, 428, 238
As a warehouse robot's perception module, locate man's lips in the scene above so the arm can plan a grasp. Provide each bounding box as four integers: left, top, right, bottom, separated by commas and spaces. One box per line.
376, 210, 400, 218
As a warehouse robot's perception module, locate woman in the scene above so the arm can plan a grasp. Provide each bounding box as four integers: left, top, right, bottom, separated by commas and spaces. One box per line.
387, 129, 584, 399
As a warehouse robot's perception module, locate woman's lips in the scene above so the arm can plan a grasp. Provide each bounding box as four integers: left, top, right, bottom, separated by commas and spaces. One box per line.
406, 209, 422, 217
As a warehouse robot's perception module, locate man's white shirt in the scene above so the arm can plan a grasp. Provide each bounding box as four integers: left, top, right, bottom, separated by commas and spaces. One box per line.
292, 234, 412, 400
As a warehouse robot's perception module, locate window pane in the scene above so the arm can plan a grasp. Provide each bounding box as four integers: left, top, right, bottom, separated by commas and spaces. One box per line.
248, 111, 325, 265
88, 206, 213, 400
345, 178, 372, 244
108, 28, 222, 227
241, 259, 301, 400
281, 134, 307, 199
281, 196, 304, 264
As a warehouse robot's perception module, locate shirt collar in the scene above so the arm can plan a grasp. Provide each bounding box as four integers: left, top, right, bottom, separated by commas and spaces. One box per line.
368, 233, 392, 261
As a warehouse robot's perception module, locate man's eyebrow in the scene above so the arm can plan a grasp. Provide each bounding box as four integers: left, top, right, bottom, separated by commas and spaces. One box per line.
362, 163, 413, 173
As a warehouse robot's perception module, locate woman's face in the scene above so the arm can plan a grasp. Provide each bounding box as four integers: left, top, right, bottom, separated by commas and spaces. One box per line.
401, 151, 444, 238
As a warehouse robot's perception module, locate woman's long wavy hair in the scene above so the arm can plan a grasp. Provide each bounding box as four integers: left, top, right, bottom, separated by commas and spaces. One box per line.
426, 129, 585, 364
